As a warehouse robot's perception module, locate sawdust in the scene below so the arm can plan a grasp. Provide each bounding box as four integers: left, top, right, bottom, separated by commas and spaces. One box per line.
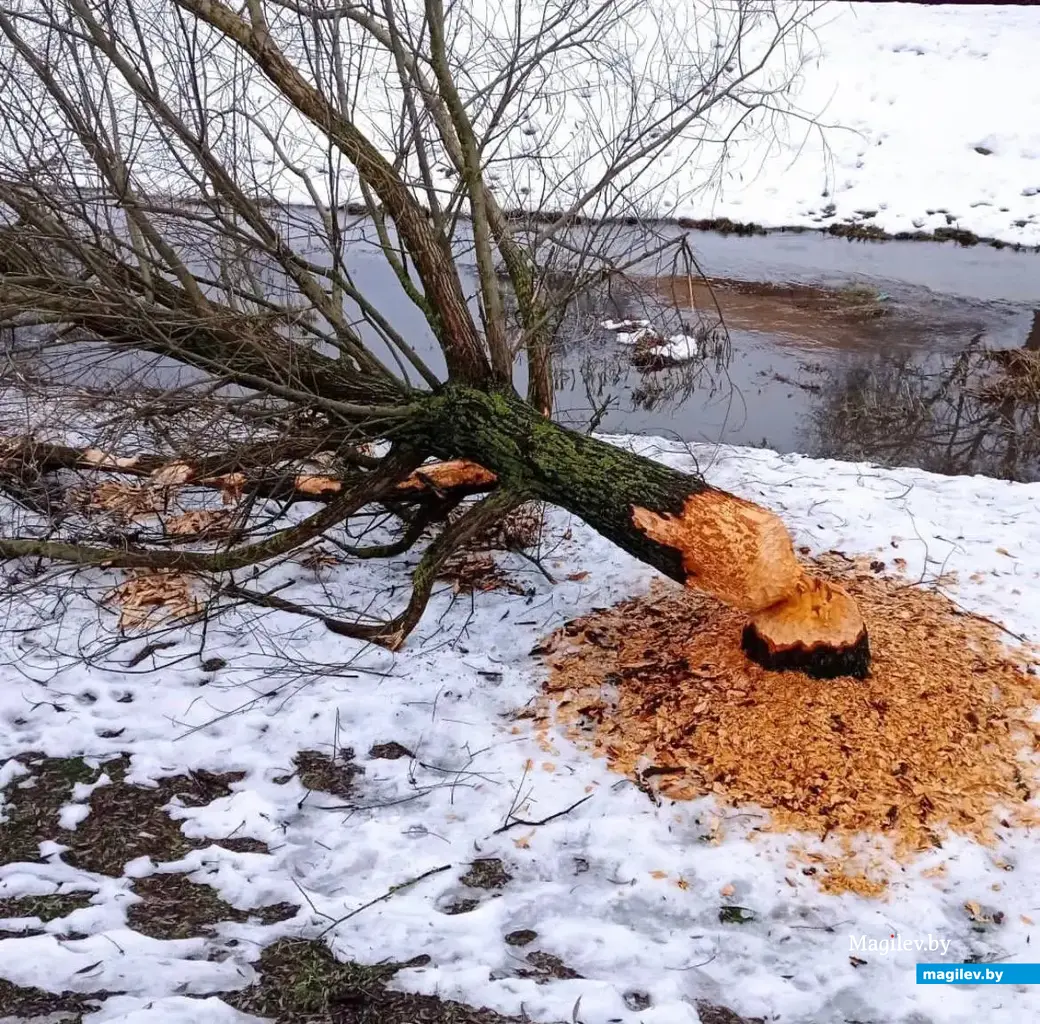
538, 554, 1040, 872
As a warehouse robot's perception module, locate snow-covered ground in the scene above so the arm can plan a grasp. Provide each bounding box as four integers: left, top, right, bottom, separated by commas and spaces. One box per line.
260, 2, 1040, 246
3, 436, 1040, 1024
13, 2, 1038, 248
706, 2, 1040, 246
4, 3, 1040, 1022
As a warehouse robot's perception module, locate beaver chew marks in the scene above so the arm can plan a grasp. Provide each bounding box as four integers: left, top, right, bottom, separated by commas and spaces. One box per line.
743, 576, 870, 680
631, 490, 870, 678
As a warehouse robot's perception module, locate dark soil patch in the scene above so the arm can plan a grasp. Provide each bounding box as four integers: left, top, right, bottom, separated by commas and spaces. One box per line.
294, 749, 364, 800
0, 891, 94, 933
229, 938, 521, 1024
503, 928, 537, 947
696, 1002, 765, 1024
440, 896, 480, 915
459, 858, 511, 890
0, 753, 98, 865
516, 951, 583, 983
367, 741, 414, 761
127, 872, 297, 940
624, 990, 652, 1011
0, 753, 263, 876
0, 978, 99, 1021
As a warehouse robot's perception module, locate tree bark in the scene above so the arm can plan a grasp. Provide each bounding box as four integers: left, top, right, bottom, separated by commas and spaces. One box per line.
416, 386, 869, 678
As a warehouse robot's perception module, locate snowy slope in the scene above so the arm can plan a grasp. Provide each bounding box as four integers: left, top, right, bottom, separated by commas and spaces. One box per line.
255, 2, 1040, 246
702, 2, 1040, 245
2, 437, 1040, 1024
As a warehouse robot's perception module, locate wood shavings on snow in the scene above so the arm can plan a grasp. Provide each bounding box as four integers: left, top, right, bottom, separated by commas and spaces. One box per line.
539, 554, 1040, 873
72, 481, 162, 521
163, 509, 232, 538
104, 570, 203, 630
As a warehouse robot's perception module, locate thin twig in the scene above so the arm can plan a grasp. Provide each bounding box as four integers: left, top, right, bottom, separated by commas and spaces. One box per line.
317, 863, 451, 937
493, 793, 593, 834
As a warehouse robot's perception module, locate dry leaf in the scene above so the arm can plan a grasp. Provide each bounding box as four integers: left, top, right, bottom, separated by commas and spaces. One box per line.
649, 870, 668, 880
165, 509, 230, 537
566, 571, 590, 582
720, 884, 735, 898
151, 462, 194, 486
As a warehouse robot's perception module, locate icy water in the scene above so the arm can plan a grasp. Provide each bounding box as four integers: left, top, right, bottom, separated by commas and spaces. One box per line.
7, 214, 1040, 480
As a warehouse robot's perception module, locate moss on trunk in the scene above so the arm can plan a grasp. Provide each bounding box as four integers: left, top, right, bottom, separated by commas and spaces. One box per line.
414, 385, 710, 584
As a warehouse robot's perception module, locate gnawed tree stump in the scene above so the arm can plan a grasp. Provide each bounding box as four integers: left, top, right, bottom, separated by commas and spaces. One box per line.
741, 577, 869, 680
631, 489, 869, 679
416, 387, 871, 680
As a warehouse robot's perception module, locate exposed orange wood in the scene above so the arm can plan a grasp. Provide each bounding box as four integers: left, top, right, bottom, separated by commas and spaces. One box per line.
745, 576, 867, 654
293, 473, 343, 495
631, 489, 802, 612
397, 459, 497, 494
631, 488, 869, 675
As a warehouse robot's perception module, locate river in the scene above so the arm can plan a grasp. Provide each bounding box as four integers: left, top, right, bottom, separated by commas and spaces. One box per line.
6, 212, 1040, 481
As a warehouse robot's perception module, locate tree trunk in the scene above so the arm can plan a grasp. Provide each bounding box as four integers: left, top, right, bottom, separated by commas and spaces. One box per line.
416, 386, 870, 679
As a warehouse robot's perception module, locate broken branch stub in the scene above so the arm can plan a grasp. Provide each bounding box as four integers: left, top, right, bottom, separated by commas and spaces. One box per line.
631, 489, 870, 679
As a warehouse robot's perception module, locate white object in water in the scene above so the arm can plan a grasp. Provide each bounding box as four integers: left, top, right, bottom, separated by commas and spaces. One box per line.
600, 318, 650, 332
614, 326, 660, 346
660, 333, 700, 362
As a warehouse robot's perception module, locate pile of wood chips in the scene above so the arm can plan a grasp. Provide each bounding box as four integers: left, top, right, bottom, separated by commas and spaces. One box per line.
104, 570, 203, 630
538, 554, 1040, 864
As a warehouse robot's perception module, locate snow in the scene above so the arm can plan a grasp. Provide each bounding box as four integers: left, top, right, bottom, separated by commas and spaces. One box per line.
8, 3, 1039, 249
709, 3, 1040, 246
2, 436, 1040, 1023
613, 327, 657, 346
602, 321, 700, 362
529, 1, 1040, 245
2, 2, 1040, 1020
599, 320, 651, 333
255, 3, 1040, 245
658, 334, 701, 363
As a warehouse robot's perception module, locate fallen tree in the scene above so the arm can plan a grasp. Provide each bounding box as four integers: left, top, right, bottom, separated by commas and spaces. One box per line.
0, 0, 866, 677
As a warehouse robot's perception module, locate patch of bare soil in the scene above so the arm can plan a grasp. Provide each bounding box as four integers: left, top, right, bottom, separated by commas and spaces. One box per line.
0, 754, 266, 876
127, 872, 297, 940
229, 939, 497, 1024
0, 979, 99, 1021
459, 858, 512, 890
293, 749, 365, 800
0, 891, 95, 935
538, 554, 1040, 891
227, 937, 764, 1024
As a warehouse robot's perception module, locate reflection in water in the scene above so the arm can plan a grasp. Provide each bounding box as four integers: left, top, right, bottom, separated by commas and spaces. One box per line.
804, 321, 1040, 481
5, 208, 1040, 482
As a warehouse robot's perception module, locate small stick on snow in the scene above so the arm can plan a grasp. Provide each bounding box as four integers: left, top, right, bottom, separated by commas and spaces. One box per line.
493, 793, 593, 834
317, 863, 452, 937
